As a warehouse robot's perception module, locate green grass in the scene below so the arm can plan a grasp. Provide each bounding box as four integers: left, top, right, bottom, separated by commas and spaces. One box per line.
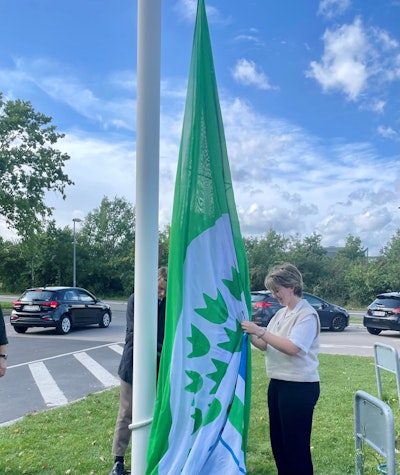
248, 352, 400, 475
0, 301, 13, 311
0, 353, 399, 474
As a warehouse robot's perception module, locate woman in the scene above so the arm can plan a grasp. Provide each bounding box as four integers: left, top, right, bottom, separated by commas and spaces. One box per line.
242, 263, 320, 475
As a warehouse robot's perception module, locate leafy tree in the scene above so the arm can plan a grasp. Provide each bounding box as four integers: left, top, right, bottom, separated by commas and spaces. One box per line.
0, 93, 73, 238
1, 189, 398, 306
379, 228, 400, 291
159, 225, 170, 267
0, 238, 31, 292
78, 196, 136, 295
336, 235, 367, 261
32, 222, 74, 287
0, 222, 73, 292
244, 229, 288, 289
286, 233, 327, 293
327, 235, 369, 306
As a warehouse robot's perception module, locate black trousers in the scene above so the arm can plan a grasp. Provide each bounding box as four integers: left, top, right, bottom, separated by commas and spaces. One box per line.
268, 378, 320, 475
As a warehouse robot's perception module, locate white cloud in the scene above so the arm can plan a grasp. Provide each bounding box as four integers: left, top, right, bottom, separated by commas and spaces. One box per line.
233, 33, 264, 48
2, 84, 398, 256
318, 0, 351, 19
1, 57, 136, 131
306, 17, 400, 105
231, 59, 275, 91
46, 132, 136, 218
0, 43, 398, 257
174, 0, 222, 24
306, 18, 368, 101
377, 126, 398, 139
370, 100, 385, 114
215, 96, 398, 255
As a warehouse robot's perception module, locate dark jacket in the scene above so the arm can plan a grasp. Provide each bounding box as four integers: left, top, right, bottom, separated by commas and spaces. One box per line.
118, 294, 166, 384
0, 307, 8, 346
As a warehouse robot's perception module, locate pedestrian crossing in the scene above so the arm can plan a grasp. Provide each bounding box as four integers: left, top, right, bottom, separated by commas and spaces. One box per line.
0, 343, 124, 426
73, 352, 120, 388
29, 361, 69, 407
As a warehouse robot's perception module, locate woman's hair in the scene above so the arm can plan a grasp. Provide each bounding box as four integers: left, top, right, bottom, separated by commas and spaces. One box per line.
264, 263, 303, 297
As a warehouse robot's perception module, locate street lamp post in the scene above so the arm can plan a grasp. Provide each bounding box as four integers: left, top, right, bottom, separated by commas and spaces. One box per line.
72, 218, 82, 287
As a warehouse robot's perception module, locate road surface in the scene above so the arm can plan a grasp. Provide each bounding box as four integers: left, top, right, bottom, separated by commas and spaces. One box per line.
0, 301, 398, 426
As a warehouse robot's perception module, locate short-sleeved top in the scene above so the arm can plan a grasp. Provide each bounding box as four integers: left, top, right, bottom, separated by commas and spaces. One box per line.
266, 299, 320, 382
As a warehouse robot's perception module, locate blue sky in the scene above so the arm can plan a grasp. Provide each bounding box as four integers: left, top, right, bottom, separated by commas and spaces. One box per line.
0, 0, 398, 256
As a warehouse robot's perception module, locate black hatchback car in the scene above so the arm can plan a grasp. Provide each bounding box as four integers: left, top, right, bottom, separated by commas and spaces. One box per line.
363, 292, 400, 335
251, 291, 282, 327
251, 290, 349, 332
10, 287, 112, 335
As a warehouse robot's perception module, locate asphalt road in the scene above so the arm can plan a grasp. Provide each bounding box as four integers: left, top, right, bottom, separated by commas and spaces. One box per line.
320, 322, 400, 357
0, 300, 128, 426
1, 301, 399, 427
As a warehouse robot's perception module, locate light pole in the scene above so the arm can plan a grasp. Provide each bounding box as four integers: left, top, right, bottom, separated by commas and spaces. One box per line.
72, 218, 82, 287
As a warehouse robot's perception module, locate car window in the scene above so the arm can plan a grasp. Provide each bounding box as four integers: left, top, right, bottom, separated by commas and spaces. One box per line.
251, 293, 278, 304
78, 290, 95, 303
251, 294, 268, 302
21, 290, 55, 301
374, 296, 400, 309
64, 289, 79, 301
303, 294, 323, 309
56, 290, 67, 300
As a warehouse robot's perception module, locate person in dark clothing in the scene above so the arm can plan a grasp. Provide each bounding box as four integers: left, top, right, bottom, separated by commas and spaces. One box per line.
108, 267, 167, 475
0, 306, 8, 378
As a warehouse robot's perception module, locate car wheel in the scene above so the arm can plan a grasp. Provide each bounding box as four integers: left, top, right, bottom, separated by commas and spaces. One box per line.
330, 314, 347, 332
367, 327, 382, 335
99, 312, 111, 328
14, 326, 28, 334
57, 315, 71, 334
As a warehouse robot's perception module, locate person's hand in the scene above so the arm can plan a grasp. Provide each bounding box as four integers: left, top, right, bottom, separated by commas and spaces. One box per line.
241, 321, 261, 335
0, 358, 6, 378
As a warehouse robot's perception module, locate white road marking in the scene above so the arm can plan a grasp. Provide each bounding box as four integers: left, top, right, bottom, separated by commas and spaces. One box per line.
74, 352, 119, 387
109, 344, 123, 355
29, 362, 68, 407
8, 342, 124, 369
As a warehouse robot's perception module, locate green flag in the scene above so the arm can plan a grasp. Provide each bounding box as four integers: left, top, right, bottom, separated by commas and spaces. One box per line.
146, 0, 251, 473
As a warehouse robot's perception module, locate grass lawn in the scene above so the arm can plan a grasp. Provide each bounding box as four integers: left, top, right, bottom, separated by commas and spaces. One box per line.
0, 352, 399, 474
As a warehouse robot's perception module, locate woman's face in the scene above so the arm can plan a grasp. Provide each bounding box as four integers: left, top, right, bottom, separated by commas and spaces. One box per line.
271, 285, 294, 307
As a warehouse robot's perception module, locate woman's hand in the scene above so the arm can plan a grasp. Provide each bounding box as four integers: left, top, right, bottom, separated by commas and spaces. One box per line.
241, 320, 261, 335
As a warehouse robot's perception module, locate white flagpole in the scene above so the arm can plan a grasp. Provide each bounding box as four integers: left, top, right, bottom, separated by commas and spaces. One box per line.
131, 0, 161, 474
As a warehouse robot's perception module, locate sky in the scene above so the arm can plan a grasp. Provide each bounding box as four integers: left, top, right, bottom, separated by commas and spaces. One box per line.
0, 0, 399, 256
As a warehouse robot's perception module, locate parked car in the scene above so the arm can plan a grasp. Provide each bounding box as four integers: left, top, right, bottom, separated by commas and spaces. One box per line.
10, 286, 112, 335
363, 292, 400, 335
251, 290, 349, 332
251, 291, 282, 327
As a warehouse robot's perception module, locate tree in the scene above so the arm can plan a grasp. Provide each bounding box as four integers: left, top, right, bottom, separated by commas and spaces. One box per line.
0, 93, 73, 238
32, 222, 74, 287
286, 233, 327, 293
336, 235, 367, 261
0, 238, 31, 292
244, 229, 288, 289
159, 225, 170, 267
379, 229, 400, 291
78, 196, 136, 295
